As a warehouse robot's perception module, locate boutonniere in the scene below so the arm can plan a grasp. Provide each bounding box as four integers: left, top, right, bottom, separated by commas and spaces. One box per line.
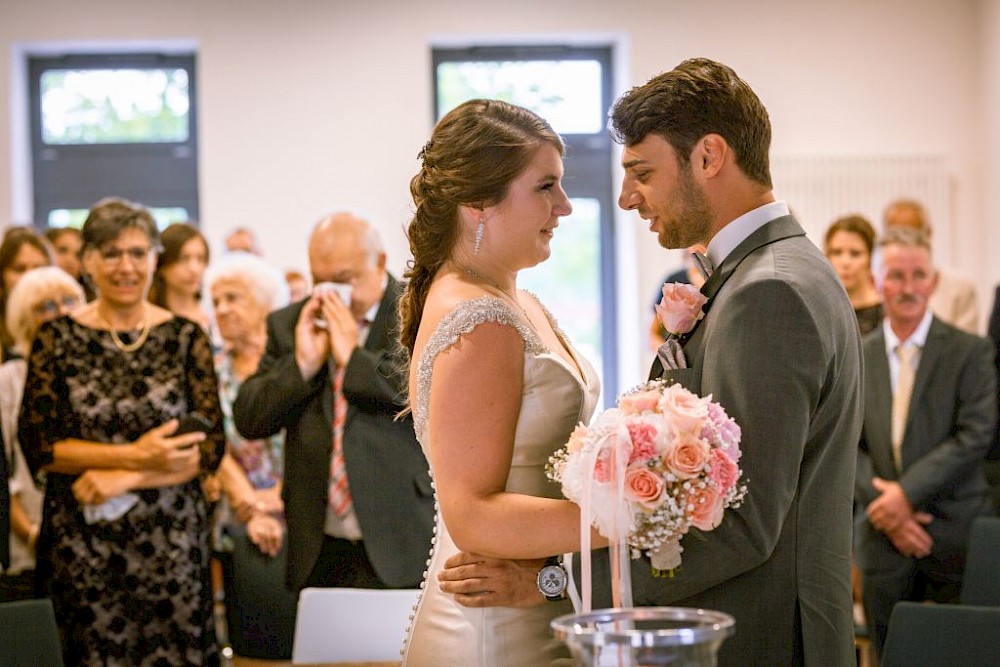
655, 283, 708, 340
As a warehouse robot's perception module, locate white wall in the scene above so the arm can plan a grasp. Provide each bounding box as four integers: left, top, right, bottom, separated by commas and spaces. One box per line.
1, 0, 995, 392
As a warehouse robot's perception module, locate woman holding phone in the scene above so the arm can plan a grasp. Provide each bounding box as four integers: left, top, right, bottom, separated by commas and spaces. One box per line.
19, 197, 225, 666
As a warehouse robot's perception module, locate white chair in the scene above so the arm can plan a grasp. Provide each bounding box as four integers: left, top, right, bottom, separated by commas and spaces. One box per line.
291, 587, 420, 664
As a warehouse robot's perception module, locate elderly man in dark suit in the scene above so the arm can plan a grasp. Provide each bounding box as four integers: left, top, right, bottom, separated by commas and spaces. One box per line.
855, 226, 996, 658
438, 58, 863, 666
234, 212, 433, 591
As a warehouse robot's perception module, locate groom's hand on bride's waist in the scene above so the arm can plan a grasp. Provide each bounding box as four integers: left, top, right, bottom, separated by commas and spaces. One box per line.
438, 552, 546, 608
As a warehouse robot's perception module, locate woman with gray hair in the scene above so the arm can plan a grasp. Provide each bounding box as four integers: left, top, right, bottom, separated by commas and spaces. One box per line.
204, 252, 289, 556
203, 252, 293, 659
0, 266, 83, 602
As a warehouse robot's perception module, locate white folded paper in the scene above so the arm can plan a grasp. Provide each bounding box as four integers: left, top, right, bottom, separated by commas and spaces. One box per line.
81, 492, 139, 524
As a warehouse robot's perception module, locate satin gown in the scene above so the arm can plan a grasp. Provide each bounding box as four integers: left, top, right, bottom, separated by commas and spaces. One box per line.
402, 296, 600, 667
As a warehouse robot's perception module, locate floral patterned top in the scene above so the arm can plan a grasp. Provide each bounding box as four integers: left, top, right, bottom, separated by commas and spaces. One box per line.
215, 350, 283, 490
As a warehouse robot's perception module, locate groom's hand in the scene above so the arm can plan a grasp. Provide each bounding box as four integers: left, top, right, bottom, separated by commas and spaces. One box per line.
438, 551, 546, 608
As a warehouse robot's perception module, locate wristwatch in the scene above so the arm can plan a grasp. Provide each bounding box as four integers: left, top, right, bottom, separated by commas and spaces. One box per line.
536, 556, 568, 601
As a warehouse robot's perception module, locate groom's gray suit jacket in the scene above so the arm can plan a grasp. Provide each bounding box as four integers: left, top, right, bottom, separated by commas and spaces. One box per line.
590, 215, 864, 666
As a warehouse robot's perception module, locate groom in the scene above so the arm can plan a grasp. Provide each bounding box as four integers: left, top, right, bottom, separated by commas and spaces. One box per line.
439, 58, 864, 666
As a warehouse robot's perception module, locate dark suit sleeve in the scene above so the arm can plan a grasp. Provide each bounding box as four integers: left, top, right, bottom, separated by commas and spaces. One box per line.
341, 343, 407, 414
233, 307, 325, 440
898, 336, 997, 506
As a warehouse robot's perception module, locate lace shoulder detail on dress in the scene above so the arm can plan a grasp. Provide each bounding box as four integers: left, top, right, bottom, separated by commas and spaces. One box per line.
414, 296, 545, 439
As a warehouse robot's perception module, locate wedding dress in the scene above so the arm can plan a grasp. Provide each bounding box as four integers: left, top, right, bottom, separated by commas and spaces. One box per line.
401, 296, 600, 667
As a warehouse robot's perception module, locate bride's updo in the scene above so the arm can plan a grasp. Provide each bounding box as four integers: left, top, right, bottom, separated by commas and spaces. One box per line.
398, 99, 563, 355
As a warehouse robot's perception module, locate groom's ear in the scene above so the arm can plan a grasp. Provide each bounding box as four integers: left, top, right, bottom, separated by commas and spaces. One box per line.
694, 134, 728, 179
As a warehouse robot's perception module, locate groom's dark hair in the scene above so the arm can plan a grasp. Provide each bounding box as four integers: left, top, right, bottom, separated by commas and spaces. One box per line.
609, 58, 772, 188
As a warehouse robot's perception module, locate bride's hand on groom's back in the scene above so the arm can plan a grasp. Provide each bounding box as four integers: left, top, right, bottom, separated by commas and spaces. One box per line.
438, 551, 546, 608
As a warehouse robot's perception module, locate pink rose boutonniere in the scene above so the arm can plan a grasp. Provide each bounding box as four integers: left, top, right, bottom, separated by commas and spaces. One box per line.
656, 282, 708, 338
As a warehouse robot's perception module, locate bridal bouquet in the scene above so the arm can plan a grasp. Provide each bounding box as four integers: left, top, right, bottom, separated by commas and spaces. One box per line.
547, 380, 747, 574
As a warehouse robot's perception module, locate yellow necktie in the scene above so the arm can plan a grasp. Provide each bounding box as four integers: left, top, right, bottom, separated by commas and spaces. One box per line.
891, 345, 917, 473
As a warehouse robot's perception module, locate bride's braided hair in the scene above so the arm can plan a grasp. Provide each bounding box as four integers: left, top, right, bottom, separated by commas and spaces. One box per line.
398, 99, 564, 356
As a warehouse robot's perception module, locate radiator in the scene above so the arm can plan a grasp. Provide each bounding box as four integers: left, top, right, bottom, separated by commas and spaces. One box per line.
771, 154, 953, 261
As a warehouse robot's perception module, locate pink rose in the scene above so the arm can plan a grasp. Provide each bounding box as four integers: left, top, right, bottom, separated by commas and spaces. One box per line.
664, 435, 709, 479
619, 389, 661, 415
626, 420, 659, 464
704, 401, 742, 462
707, 448, 739, 492
687, 484, 724, 531
656, 283, 708, 335
592, 447, 612, 483
659, 383, 708, 436
624, 468, 665, 509
566, 423, 590, 454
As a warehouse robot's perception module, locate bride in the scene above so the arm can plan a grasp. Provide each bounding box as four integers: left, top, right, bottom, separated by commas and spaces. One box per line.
398, 99, 604, 665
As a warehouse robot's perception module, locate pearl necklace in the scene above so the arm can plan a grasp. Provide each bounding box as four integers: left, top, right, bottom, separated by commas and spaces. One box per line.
97, 305, 150, 353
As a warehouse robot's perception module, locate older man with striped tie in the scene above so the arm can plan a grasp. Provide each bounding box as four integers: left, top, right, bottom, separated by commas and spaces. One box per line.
234, 212, 433, 592
855, 225, 997, 659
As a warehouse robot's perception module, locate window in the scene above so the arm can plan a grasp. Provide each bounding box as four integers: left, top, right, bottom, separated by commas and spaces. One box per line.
433, 45, 617, 405
29, 52, 199, 230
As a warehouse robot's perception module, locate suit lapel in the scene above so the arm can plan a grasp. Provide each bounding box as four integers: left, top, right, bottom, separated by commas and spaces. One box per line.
321, 365, 335, 427
700, 215, 806, 307
904, 318, 946, 446
364, 274, 399, 353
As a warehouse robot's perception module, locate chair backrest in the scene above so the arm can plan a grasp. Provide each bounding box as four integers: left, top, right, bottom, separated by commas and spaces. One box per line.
291, 587, 419, 663
959, 515, 1000, 606
0, 597, 65, 667
880, 602, 1000, 667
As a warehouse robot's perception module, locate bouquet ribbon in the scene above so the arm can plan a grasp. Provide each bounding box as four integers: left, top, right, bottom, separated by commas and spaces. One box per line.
579, 423, 634, 612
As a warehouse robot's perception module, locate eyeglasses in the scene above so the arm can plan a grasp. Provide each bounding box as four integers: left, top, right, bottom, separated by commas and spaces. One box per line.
98, 246, 153, 266
33, 294, 81, 317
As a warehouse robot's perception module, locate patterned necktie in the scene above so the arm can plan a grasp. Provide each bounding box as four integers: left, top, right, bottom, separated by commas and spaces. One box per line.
891, 345, 917, 473
328, 366, 352, 516
692, 251, 714, 282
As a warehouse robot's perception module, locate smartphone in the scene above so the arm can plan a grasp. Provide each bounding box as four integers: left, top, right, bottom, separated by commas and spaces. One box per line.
175, 412, 213, 446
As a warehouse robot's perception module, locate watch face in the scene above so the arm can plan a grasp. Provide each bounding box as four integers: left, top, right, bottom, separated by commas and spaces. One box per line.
538, 565, 568, 597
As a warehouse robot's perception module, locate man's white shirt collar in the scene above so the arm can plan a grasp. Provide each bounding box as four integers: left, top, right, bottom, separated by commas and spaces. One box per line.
883, 309, 933, 354
706, 201, 789, 268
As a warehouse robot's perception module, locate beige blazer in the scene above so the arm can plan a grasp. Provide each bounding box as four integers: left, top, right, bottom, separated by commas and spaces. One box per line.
930, 269, 979, 334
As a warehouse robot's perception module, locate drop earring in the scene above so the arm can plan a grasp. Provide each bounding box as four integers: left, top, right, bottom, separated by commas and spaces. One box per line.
473, 220, 485, 255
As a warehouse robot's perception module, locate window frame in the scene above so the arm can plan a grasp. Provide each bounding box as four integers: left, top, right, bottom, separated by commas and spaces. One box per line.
432, 44, 618, 404
28, 51, 200, 228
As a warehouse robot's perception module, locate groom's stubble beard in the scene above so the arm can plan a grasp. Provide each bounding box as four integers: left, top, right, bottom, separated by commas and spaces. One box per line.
657, 163, 713, 250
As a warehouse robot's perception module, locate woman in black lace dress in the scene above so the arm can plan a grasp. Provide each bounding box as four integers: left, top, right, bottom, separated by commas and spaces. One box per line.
19, 197, 225, 666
